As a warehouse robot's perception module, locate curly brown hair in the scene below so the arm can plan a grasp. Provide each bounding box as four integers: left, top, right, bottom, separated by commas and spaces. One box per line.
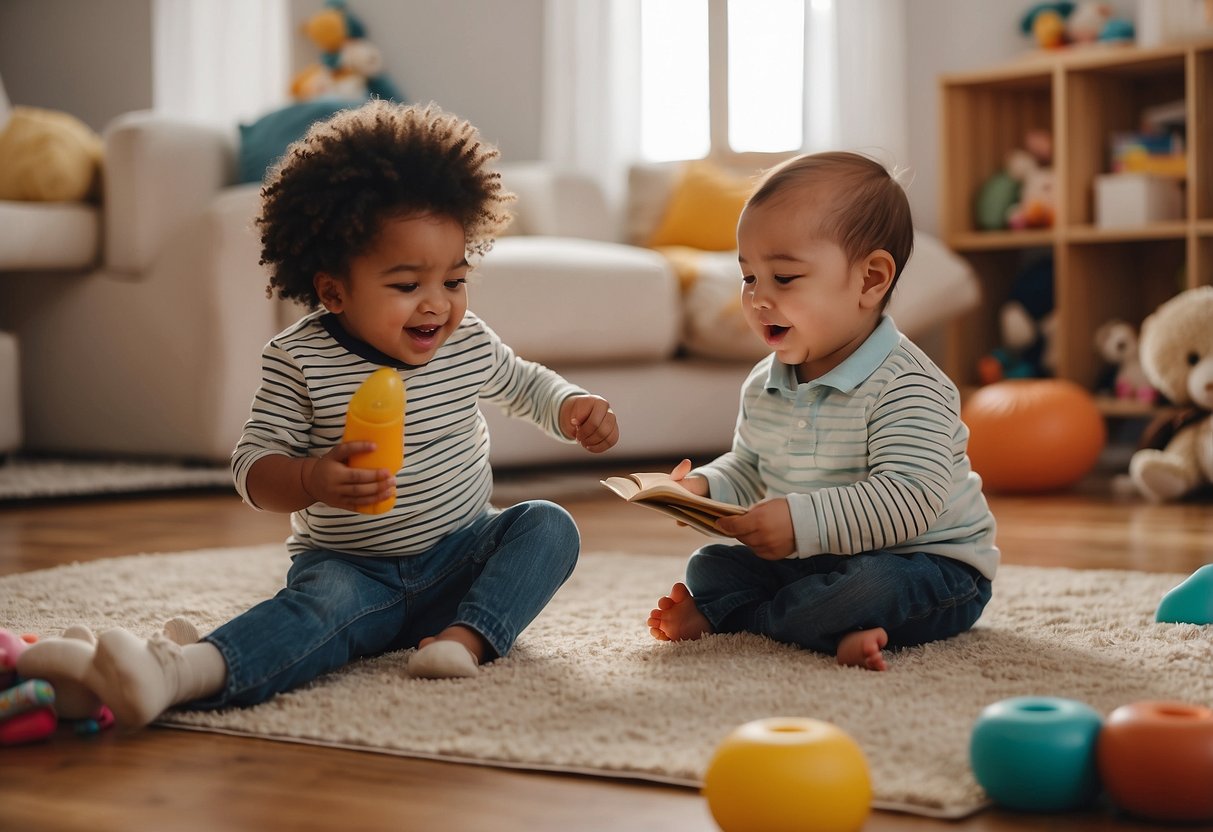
258, 99, 515, 308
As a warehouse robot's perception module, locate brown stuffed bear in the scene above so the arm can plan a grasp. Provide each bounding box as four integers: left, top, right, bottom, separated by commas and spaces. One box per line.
1129, 286, 1213, 502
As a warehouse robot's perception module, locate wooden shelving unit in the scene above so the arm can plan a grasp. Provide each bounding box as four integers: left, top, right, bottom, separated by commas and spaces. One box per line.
939, 40, 1213, 414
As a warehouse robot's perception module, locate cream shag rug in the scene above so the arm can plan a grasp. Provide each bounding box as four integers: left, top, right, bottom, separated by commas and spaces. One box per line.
2, 546, 1210, 819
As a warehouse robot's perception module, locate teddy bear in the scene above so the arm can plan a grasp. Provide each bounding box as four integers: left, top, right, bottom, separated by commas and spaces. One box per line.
1093, 319, 1156, 403
1129, 286, 1213, 503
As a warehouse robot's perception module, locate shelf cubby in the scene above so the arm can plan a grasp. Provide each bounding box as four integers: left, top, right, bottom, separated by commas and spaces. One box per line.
940, 40, 1213, 407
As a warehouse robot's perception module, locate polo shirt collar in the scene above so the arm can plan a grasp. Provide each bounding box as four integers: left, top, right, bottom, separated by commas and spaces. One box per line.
764, 315, 900, 395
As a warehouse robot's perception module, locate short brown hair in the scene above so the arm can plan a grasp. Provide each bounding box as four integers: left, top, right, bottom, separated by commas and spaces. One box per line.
748, 151, 914, 299
258, 100, 515, 308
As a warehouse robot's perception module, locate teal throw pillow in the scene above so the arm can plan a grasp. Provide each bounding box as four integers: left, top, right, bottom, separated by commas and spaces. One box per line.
238, 97, 363, 184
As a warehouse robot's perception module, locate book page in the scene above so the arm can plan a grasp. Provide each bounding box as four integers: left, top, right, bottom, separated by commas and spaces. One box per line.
623, 499, 734, 537
622, 472, 744, 517
600, 472, 745, 537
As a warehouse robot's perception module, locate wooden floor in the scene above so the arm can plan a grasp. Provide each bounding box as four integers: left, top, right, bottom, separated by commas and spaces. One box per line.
1, 473, 1210, 832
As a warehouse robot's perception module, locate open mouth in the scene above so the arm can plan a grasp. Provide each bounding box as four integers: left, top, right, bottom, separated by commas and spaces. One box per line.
407, 324, 443, 344
765, 324, 790, 344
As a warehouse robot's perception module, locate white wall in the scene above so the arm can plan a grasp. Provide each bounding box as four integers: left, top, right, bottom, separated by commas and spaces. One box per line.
289, 0, 545, 161
0, 0, 154, 132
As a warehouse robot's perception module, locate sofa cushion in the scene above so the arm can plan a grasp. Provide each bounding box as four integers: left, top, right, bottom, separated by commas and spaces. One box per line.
0, 107, 103, 203
645, 159, 754, 251
237, 98, 362, 184
468, 236, 681, 366
0, 200, 99, 270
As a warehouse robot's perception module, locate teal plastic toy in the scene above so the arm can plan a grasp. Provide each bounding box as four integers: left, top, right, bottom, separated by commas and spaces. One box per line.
970, 696, 1103, 812
1155, 564, 1213, 625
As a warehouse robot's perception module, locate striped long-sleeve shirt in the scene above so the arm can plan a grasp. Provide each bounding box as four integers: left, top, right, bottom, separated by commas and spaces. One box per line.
232, 310, 585, 557
693, 316, 999, 579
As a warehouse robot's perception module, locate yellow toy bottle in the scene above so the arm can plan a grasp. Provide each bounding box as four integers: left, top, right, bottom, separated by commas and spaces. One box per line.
340, 367, 406, 515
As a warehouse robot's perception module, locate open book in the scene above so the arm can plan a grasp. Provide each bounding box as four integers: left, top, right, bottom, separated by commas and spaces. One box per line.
599, 472, 745, 537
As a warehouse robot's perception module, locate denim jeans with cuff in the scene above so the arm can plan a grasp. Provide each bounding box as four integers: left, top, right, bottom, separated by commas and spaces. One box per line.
191, 500, 579, 709
685, 544, 991, 655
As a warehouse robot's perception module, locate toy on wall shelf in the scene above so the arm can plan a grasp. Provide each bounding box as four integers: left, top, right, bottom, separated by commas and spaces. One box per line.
977, 257, 1056, 385
974, 130, 1055, 232
291, 0, 404, 103
1020, 2, 1135, 50
1128, 286, 1213, 502
1093, 319, 1156, 403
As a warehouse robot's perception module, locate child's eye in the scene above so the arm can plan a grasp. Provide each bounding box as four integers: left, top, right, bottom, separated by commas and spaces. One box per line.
774, 274, 801, 285
445, 278, 468, 290
392, 283, 419, 293
741, 275, 756, 285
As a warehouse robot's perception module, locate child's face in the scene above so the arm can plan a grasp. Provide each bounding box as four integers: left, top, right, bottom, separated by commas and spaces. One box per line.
315, 213, 469, 366
737, 193, 892, 382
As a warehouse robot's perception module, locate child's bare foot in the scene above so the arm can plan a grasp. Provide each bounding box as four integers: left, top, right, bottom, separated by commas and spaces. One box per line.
836, 627, 889, 671
647, 582, 714, 641
409, 625, 487, 679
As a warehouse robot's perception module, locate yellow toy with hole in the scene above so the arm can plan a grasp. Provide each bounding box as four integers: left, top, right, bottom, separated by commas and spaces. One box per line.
703, 717, 872, 832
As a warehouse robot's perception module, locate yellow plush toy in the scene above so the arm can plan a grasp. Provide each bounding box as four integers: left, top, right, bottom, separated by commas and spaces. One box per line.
0, 106, 102, 202
290, 0, 403, 103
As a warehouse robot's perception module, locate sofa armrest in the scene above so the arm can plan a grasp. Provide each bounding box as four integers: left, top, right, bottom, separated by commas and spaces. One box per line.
103, 111, 237, 274
497, 162, 614, 242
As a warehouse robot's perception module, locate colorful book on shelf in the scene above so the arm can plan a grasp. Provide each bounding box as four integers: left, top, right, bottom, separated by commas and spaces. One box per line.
599, 472, 745, 537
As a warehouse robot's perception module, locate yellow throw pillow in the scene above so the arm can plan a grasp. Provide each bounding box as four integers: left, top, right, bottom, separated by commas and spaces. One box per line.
0, 107, 103, 202
645, 160, 753, 251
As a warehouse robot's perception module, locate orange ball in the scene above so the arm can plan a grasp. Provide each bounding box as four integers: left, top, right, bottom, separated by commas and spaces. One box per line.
962, 379, 1106, 493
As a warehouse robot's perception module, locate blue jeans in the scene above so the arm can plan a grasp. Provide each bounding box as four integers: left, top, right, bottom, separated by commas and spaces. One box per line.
191, 500, 579, 708
685, 545, 991, 655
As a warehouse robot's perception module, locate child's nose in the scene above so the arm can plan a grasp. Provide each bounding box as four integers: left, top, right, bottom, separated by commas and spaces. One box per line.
418, 287, 448, 313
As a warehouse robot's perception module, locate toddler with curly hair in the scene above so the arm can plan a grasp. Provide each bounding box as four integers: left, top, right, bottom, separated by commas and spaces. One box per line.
54, 100, 619, 728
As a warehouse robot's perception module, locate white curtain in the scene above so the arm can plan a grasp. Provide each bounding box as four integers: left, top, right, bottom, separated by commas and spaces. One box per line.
152, 0, 289, 126
542, 0, 910, 181
542, 0, 641, 209
828, 0, 908, 170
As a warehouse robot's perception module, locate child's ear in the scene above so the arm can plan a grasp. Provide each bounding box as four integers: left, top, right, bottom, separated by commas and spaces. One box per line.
858, 250, 896, 309
314, 273, 345, 312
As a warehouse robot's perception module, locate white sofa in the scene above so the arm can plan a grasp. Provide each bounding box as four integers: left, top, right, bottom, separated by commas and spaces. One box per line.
0, 74, 102, 455
0, 111, 981, 468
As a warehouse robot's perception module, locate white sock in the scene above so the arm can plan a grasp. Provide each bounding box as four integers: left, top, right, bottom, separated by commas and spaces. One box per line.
15, 625, 102, 720
408, 640, 479, 679
83, 628, 227, 730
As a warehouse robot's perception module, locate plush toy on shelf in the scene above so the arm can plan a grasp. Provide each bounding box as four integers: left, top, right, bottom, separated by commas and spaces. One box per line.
1093, 319, 1156, 403
1129, 287, 1213, 503
978, 257, 1057, 385
974, 130, 1055, 232
291, 0, 403, 103
1020, 2, 1135, 50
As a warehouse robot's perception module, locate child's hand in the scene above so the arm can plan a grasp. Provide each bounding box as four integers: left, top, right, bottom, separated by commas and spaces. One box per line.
561, 395, 619, 453
715, 498, 795, 559
670, 458, 709, 497
301, 442, 395, 512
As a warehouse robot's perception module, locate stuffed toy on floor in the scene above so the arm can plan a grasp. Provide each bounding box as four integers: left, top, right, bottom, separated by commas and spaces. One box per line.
1129, 286, 1213, 502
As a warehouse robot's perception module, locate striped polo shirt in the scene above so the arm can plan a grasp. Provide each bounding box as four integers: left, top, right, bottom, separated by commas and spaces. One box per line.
694, 316, 999, 579
232, 309, 585, 557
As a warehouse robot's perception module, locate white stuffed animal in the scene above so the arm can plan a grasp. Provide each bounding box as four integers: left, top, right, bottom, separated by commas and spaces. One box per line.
1129, 286, 1213, 502
1094, 319, 1155, 403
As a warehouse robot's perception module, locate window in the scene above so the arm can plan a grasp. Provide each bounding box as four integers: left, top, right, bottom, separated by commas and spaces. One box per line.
640, 0, 830, 162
